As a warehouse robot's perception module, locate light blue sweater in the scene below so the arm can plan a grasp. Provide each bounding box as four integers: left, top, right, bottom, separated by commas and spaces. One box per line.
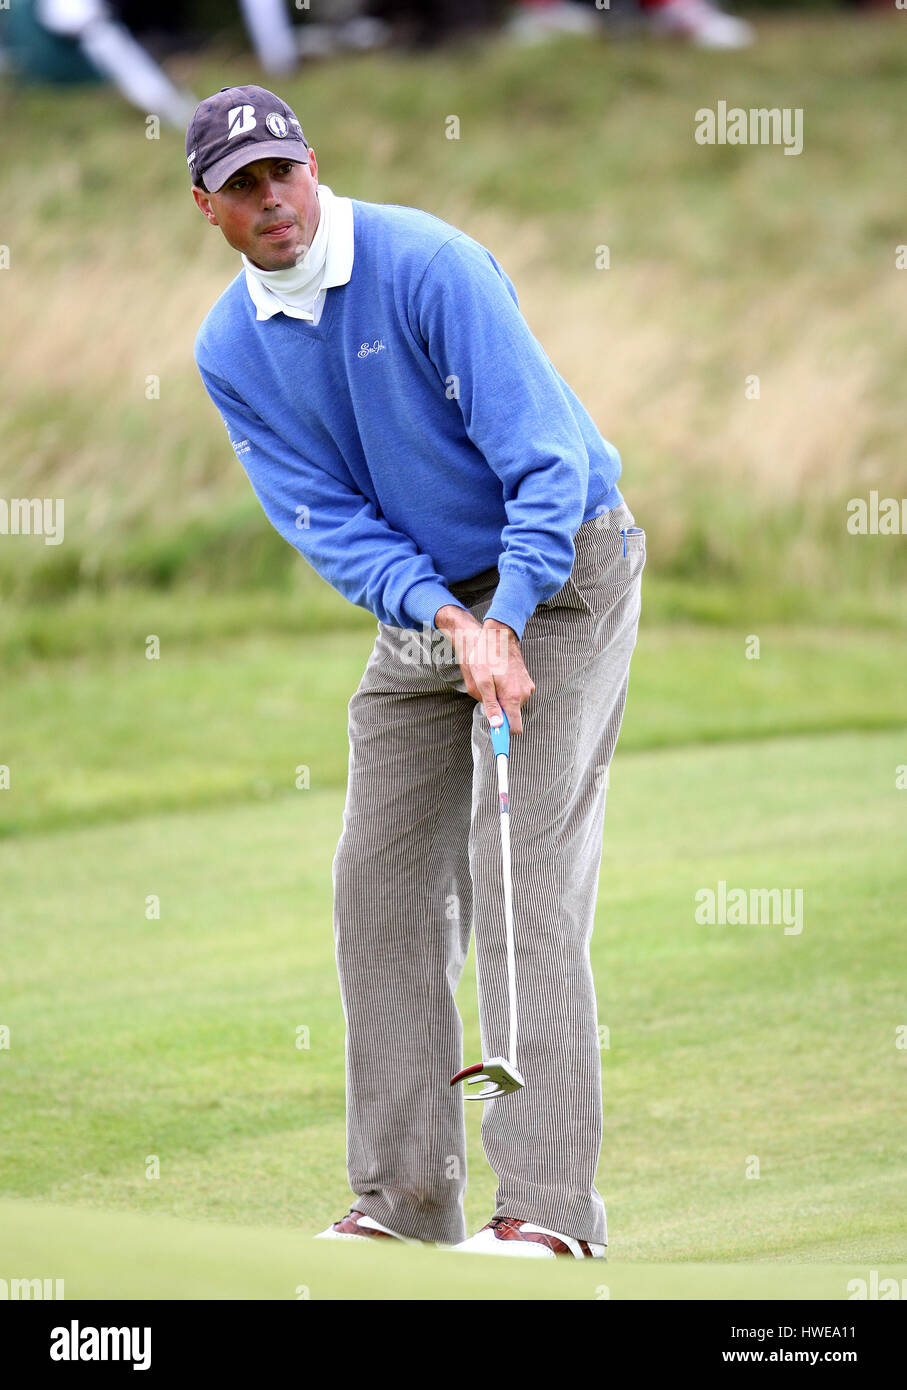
194, 198, 624, 639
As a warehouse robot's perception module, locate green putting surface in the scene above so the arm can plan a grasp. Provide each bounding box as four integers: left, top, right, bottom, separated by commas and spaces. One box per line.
1, 729, 904, 1269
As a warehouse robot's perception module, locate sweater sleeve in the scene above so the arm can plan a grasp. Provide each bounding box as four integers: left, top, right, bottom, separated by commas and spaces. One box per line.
411, 233, 590, 640
195, 353, 468, 631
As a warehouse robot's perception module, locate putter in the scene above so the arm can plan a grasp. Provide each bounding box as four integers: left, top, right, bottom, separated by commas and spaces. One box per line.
450, 709, 526, 1101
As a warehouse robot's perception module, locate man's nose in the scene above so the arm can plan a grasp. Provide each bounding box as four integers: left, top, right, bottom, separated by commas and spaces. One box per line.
260, 181, 280, 208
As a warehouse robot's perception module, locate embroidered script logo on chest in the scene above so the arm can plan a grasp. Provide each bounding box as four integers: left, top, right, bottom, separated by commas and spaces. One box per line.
357, 340, 386, 359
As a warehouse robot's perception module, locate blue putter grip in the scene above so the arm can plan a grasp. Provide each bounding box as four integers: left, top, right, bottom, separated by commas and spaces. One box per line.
489, 710, 510, 758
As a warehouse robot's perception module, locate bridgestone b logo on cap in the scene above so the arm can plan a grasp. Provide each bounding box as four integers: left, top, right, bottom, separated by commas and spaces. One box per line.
227, 105, 257, 139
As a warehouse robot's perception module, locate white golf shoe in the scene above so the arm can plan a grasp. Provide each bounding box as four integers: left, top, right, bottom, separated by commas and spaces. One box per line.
454, 1216, 606, 1259
649, 0, 754, 48
315, 1209, 426, 1244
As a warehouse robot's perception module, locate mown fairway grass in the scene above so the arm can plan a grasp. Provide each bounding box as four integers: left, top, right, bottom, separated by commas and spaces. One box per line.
0, 619, 905, 837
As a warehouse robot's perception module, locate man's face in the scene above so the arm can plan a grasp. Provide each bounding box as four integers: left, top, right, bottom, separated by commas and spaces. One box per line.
192, 151, 320, 270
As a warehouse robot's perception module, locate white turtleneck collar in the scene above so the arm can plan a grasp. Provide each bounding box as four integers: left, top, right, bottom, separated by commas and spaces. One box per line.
241, 184, 354, 323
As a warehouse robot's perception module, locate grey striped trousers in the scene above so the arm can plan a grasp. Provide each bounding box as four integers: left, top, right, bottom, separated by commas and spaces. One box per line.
331, 503, 645, 1245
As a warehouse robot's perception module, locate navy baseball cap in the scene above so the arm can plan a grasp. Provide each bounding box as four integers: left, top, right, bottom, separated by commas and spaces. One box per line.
186, 85, 309, 192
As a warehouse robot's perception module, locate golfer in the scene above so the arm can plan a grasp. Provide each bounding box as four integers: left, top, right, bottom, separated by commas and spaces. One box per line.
189, 85, 645, 1258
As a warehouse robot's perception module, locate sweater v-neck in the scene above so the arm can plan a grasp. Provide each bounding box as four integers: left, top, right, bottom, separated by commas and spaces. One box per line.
271, 283, 343, 342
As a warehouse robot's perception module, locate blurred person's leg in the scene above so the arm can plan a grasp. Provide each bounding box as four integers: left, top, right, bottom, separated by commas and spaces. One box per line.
640, 0, 753, 47
238, 0, 299, 75
36, 0, 195, 123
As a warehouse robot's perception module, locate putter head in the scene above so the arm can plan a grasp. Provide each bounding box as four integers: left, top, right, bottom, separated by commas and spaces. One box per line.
450, 1057, 525, 1101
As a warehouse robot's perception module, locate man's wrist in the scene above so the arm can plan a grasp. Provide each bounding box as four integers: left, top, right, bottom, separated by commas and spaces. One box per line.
484, 616, 521, 648
434, 603, 479, 633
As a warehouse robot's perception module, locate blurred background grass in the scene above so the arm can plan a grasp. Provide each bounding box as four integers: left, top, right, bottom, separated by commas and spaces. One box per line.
1, 18, 905, 632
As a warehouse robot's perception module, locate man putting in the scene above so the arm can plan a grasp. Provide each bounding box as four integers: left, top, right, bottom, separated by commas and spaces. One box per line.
189, 84, 645, 1258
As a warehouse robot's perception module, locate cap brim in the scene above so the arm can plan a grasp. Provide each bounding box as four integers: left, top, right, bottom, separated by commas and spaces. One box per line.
200, 138, 309, 192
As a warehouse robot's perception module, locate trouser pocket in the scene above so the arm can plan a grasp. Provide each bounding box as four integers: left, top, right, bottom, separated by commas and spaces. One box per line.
570, 506, 646, 589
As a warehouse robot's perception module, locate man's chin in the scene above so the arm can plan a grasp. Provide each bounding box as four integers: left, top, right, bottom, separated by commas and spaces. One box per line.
248, 244, 300, 272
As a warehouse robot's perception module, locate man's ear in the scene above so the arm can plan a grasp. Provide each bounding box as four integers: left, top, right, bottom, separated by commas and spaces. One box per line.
192, 186, 218, 226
